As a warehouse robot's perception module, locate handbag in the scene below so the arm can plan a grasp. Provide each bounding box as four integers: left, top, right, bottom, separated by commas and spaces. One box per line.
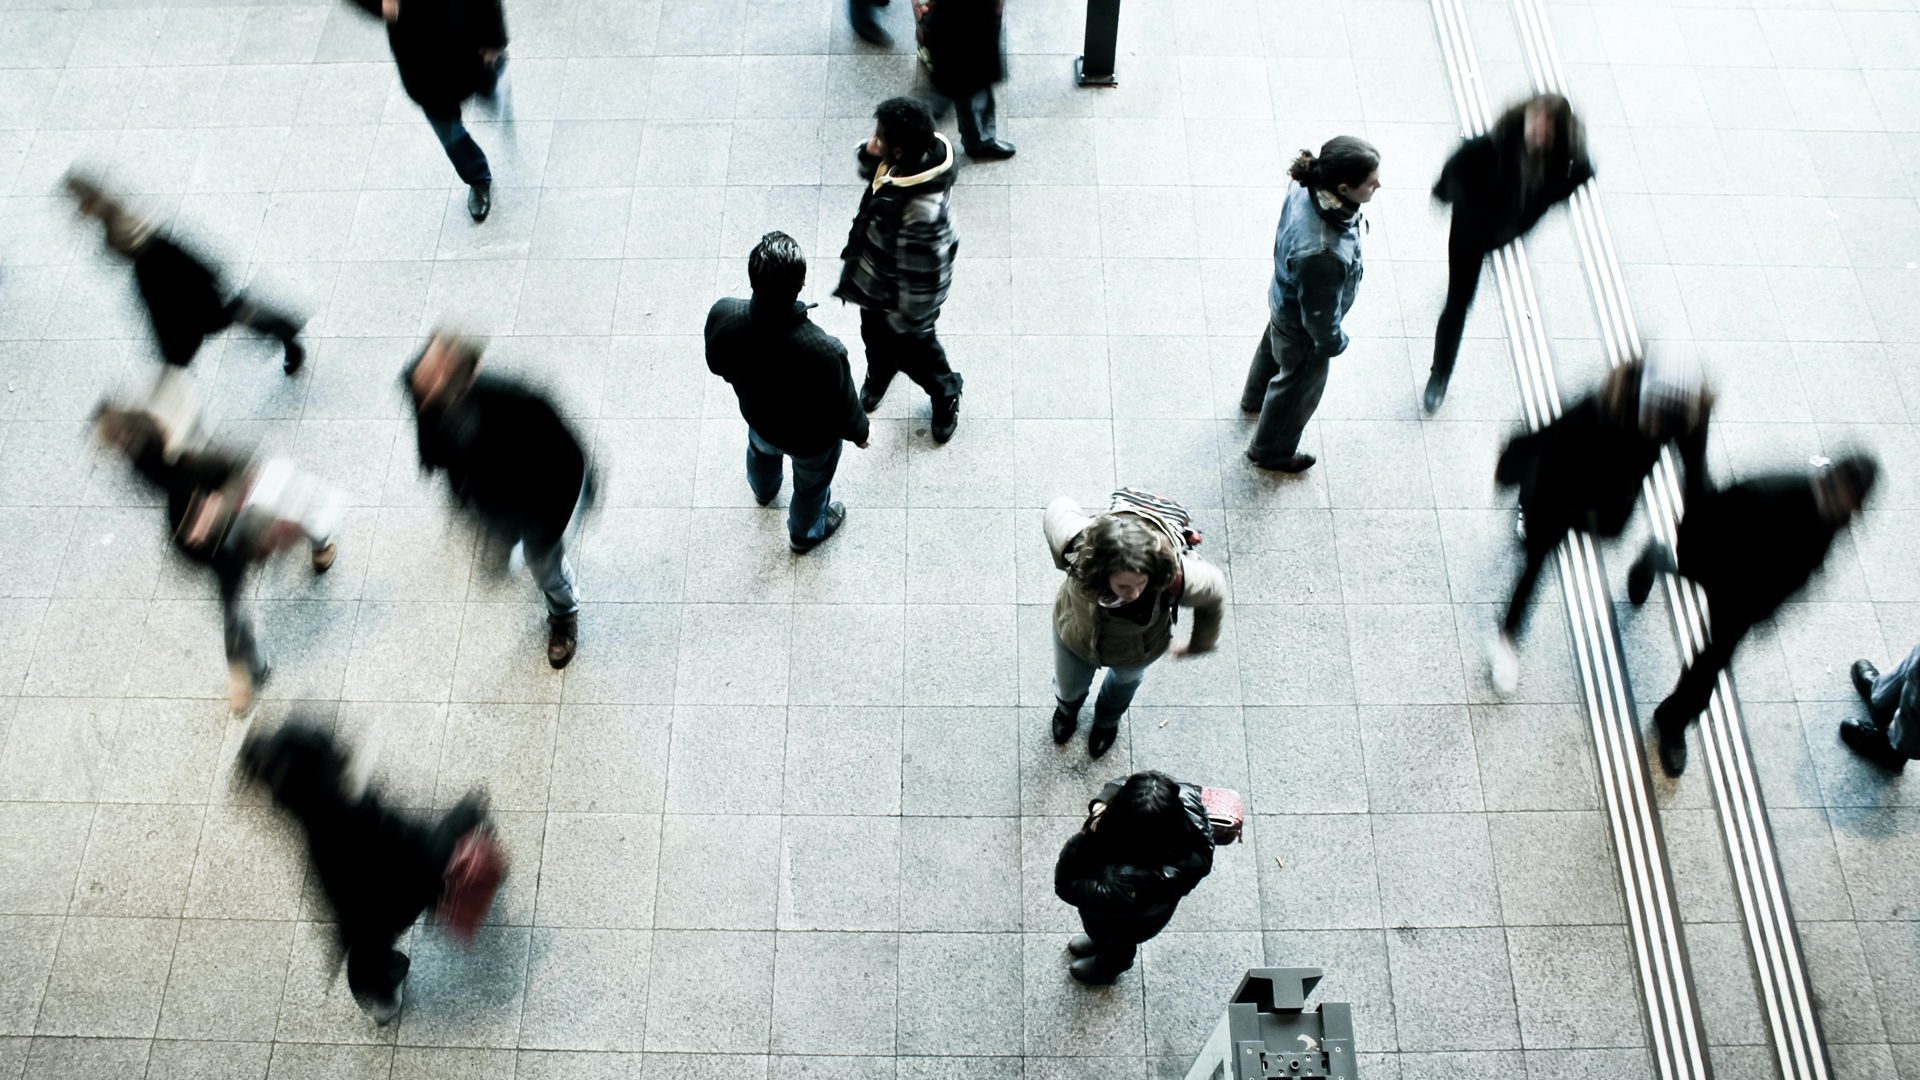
1090, 777, 1244, 846
437, 824, 507, 942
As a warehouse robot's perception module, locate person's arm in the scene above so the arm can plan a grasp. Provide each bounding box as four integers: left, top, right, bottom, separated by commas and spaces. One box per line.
833, 340, 872, 447
1293, 252, 1351, 357
1044, 497, 1092, 571
703, 303, 735, 382
1054, 836, 1147, 910
890, 198, 956, 334
1173, 554, 1227, 655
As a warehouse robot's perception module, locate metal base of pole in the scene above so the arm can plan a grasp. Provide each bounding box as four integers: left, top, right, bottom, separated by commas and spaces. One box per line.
1075, 56, 1118, 87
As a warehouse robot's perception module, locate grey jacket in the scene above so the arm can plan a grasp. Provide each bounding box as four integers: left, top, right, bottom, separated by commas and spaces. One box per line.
1266, 182, 1364, 357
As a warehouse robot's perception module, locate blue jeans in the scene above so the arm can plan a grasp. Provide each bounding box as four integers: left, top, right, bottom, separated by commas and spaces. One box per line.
1053, 632, 1149, 728
1874, 641, 1920, 757
746, 429, 842, 544
424, 110, 491, 186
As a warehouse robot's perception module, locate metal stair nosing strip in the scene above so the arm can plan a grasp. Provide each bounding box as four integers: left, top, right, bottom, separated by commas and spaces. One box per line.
1507, 0, 1832, 1077
1427, 1, 1711, 1077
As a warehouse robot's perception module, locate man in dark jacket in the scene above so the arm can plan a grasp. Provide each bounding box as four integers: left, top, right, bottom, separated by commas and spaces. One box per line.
707, 232, 871, 554
1629, 455, 1877, 776
1055, 772, 1214, 985
350, 0, 508, 222
1427, 94, 1592, 412
836, 97, 966, 444
917, 0, 1015, 159
405, 334, 587, 667
1844, 640, 1920, 772
241, 721, 494, 1023
66, 174, 306, 373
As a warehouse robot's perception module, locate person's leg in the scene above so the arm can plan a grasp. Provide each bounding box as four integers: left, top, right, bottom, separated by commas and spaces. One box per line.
786, 440, 843, 544
1247, 323, 1330, 464
219, 570, 268, 710
346, 933, 410, 1021
745, 429, 785, 507
849, 0, 890, 43
1871, 640, 1920, 720
1091, 661, 1148, 726
521, 534, 579, 617
422, 109, 492, 187
1503, 529, 1560, 636
1053, 633, 1098, 710
1889, 668, 1920, 758
858, 307, 903, 406
892, 326, 965, 401
956, 87, 999, 148
1239, 318, 1281, 413
1655, 616, 1751, 734
1430, 218, 1483, 389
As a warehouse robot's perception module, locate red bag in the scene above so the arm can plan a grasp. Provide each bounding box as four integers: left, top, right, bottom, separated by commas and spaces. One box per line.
1199, 787, 1245, 845
437, 825, 507, 942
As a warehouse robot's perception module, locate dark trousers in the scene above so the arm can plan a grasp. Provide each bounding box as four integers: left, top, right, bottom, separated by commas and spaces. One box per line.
850, 0, 884, 31
929, 87, 999, 150
1241, 317, 1328, 463
1503, 519, 1565, 635
747, 428, 842, 544
859, 307, 963, 401
1078, 908, 1172, 978
1656, 613, 1754, 733
1431, 218, 1486, 382
342, 795, 484, 1012
424, 111, 492, 186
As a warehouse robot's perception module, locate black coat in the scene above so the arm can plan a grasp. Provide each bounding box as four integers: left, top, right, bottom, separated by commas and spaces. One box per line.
1676, 475, 1839, 624
414, 374, 586, 545
1433, 120, 1593, 255
1054, 786, 1215, 944
922, 0, 1005, 99
350, 0, 507, 113
704, 296, 869, 458
132, 237, 234, 367
1497, 394, 1708, 541
125, 438, 254, 601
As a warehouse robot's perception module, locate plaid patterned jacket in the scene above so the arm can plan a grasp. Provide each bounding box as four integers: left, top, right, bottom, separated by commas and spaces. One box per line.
833, 134, 959, 335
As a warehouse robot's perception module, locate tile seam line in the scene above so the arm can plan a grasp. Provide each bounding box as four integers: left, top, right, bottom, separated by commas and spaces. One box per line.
1512, 1, 1837, 1078
1426, 0, 1709, 1078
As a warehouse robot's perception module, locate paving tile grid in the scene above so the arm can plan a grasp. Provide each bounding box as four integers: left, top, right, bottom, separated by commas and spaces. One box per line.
0, 0, 1912, 1077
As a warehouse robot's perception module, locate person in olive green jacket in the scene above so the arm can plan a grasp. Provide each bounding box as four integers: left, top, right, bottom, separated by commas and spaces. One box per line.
1044, 495, 1227, 759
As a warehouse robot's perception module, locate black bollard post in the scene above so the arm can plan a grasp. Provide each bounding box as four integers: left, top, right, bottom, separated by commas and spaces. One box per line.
1076, 0, 1121, 86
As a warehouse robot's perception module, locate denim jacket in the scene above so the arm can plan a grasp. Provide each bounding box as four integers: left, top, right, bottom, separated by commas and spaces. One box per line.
1266, 183, 1364, 357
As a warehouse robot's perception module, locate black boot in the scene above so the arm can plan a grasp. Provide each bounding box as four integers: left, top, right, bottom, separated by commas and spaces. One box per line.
1422, 369, 1449, 414
1852, 660, 1884, 716
931, 392, 961, 443
1069, 953, 1131, 985
1841, 718, 1908, 772
1052, 696, 1085, 745
1087, 719, 1119, 759
1627, 550, 1656, 606
1067, 934, 1098, 958
860, 373, 890, 413
468, 181, 492, 223
1654, 707, 1688, 778
547, 611, 577, 669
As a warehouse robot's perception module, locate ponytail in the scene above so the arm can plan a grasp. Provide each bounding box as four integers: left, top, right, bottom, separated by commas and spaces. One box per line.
1288, 135, 1381, 194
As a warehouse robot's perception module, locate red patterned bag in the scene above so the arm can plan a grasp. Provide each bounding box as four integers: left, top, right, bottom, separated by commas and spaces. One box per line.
437, 825, 506, 942
1199, 787, 1244, 845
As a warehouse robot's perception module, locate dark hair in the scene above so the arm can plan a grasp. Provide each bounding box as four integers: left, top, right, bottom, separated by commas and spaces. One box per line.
874, 96, 935, 163
1496, 92, 1582, 159
747, 231, 807, 300
1829, 454, 1878, 509
1070, 514, 1178, 598
239, 721, 351, 816
1091, 771, 1190, 855
1288, 135, 1380, 194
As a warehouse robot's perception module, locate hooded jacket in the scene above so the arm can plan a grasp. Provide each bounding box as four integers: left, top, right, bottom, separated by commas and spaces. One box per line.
350, 0, 507, 114
1675, 475, 1841, 624
835, 135, 959, 335
705, 296, 870, 458
1053, 784, 1215, 943
1433, 118, 1594, 255
1044, 497, 1227, 669
411, 373, 586, 545
1267, 183, 1364, 357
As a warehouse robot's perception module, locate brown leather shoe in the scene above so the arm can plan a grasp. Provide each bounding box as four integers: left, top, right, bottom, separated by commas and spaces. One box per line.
547, 612, 577, 669
311, 542, 336, 573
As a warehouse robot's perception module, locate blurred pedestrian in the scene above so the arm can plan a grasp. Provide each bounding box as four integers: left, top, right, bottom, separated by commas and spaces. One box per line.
66, 173, 306, 373
403, 333, 587, 668
1844, 641, 1920, 772
1628, 455, 1877, 776
1054, 770, 1215, 984
1426, 93, 1592, 412
1491, 353, 1711, 693
917, 0, 1015, 160
1241, 137, 1379, 473
1045, 492, 1225, 758
94, 395, 342, 712
706, 231, 871, 553
240, 720, 503, 1023
349, 0, 509, 222
850, 0, 892, 44
836, 97, 966, 443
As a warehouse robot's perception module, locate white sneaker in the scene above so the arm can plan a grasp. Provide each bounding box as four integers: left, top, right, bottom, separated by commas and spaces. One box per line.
1490, 632, 1520, 695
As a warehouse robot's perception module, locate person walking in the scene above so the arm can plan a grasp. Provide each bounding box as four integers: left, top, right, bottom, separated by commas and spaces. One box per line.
850, 0, 892, 44
66, 174, 306, 373
94, 398, 342, 712
403, 333, 588, 668
917, 0, 1015, 159
1490, 353, 1711, 693
241, 720, 503, 1023
349, 0, 509, 222
836, 97, 966, 443
1044, 492, 1226, 758
1241, 137, 1379, 473
1843, 641, 1920, 772
1054, 771, 1215, 984
706, 231, 871, 553
1628, 455, 1877, 777
1426, 93, 1592, 412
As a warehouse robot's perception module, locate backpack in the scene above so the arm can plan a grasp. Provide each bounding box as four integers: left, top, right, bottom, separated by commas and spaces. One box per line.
1107, 488, 1202, 553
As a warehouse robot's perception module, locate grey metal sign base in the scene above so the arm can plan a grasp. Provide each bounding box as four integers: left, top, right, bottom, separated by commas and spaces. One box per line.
1183, 969, 1355, 1080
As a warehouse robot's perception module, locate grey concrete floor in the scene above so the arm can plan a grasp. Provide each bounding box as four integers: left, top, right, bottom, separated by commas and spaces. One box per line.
0, 0, 1914, 1077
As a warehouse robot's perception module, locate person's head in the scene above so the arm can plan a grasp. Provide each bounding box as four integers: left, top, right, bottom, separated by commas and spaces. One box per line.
92, 402, 162, 458
1501, 93, 1579, 157
1288, 136, 1381, 205
238, 721, 353, 815
868, 97, 936, 165
1091, 771, 1190, 853
64, 171, 151, 255
406, 332, 482, 413
1816, 454, 1877, 524
1070, 514, 1178, 605
748, 231, 807, 303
